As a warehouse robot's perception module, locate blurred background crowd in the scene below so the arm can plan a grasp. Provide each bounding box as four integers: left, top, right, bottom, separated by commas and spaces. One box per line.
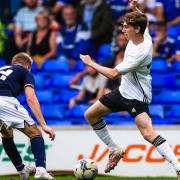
0, 0, 180, 125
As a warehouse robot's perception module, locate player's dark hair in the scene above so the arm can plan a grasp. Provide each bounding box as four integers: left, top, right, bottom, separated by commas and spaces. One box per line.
124, 11, 147, 34
12, 52, 33, 67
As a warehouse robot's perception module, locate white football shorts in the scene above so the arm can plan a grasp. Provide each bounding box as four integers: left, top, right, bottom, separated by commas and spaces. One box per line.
0, 96, 35, 128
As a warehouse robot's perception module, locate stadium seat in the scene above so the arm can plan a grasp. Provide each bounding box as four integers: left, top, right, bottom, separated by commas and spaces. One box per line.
36, 90, 53, 103
73, 60, 86, 72
46, 119, 72, 125
154, 91, 180, 104
51, 74, 74, 88
54, 90, 79, 103
149, 105, 164, 119
18, 94, 26, 104
97, 43, 112, 64
172, 61, 180, 72
152, 74, 176, 88
167, 25, 180, 38
151, 59, 168, 72
65, 104, 90, 118
41, 104, 65, 119
165, 105, 180, 124
34, 74, 45, 89
41, 59, 70, 73
0, 59, 6, 67
31, 61, 37, 73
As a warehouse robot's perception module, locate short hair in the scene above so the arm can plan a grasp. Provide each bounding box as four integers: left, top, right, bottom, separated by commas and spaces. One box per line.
12, 52, 33, 67
124, 11, 148, 34
35, 11, 50, 24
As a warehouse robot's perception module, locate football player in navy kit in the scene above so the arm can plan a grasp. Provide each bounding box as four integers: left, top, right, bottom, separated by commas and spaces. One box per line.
0, 52, 55, 180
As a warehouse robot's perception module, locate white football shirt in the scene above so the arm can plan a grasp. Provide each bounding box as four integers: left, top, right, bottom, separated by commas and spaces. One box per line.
115, 28, 152, 103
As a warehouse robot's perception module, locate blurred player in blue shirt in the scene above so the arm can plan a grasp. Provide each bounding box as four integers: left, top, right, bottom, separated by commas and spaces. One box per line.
156, 0, 180, 25
153, 21, 176, 64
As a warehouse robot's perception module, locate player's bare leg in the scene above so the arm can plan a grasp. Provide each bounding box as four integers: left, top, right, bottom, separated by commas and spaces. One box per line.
84, 100, 125, 173
135, 112, 180, 179
18, 123, 54, 180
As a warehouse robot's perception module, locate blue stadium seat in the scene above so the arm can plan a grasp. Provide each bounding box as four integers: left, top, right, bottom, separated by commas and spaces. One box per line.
167, 25, 180, 38
65, 104, 89, 118
73, 60, 86, 72
172, 61, 180, 72
46, 119, 72, 125
31, 61, 37, 73
149, 105, 164, 119
18, 94, 26, 104
34, 74, 45, 89
97, 44, 112, 63
151, 59, 168, 72
36, 90, 53, 103
152, 74, 176, 88
54, 90, 79, 103
166, 106, 180, 119
154, 91, 180, 104
51, 74, 73, 88
41, 59, 70, 73
0, 59, 6, 67
41, 104, 65, 119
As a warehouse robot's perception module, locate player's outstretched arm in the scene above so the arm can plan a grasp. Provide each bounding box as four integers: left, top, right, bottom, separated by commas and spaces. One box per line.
24, 86, 55, 141
80, 54, 120, 79
129, 0, 143, 14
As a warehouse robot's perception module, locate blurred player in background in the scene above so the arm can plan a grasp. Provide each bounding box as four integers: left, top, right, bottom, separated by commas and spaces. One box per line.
80, 0, 180, 179
0, 53, 55, 180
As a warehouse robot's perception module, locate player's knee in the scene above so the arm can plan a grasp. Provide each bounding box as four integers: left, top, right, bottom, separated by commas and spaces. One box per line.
84, 109, 97, 122
25, 125, 42, 138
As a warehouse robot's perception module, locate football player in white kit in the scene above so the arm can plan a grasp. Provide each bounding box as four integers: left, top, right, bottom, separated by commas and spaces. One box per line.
0, 53, 55, 180
80, 0, 180, 179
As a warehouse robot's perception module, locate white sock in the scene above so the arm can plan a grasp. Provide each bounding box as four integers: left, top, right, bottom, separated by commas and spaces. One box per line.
92, 119, 119, 152
156, 141, 180, 171
36, 167, 46, 172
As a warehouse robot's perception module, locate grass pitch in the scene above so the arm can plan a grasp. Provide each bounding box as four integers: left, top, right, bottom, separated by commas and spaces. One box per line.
0, 176, 176, 180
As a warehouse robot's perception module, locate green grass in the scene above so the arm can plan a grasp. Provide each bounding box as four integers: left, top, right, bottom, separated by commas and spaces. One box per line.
0, 176, 176, 180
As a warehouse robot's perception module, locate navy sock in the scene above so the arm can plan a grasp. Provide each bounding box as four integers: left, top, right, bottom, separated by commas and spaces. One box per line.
30, 136, 46, 168
2, 137, 24, 172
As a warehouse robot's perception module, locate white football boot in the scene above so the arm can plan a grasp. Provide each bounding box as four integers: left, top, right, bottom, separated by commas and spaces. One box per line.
35, 167, 55, 180
19, 165, 36, 180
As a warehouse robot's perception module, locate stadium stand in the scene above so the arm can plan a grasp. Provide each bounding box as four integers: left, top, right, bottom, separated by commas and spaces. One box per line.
0, 0, 180, 126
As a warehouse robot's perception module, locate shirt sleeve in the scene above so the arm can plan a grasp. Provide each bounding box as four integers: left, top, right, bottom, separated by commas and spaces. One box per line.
115, 51, 147, 75
80, 76, 88, 90
22, 69, 35, 88
99, 74, 108, 87
14, 9, 23, 27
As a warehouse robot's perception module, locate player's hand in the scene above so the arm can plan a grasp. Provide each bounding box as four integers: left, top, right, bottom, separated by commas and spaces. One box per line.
68, 98, 76, 108
42, 125, 55, 141
80, 54, 92, 66
129, 0, 137, 10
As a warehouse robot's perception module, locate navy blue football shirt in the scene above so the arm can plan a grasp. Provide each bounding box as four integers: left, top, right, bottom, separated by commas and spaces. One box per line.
0, 64, 35, 98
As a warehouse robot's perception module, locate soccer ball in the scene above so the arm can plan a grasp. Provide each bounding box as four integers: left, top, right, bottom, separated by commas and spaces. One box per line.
74, 158, 98, 180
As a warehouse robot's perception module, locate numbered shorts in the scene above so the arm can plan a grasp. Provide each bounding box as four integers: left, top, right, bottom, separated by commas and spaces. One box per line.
0, 96, 35, 128
99, 88, 151, 118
